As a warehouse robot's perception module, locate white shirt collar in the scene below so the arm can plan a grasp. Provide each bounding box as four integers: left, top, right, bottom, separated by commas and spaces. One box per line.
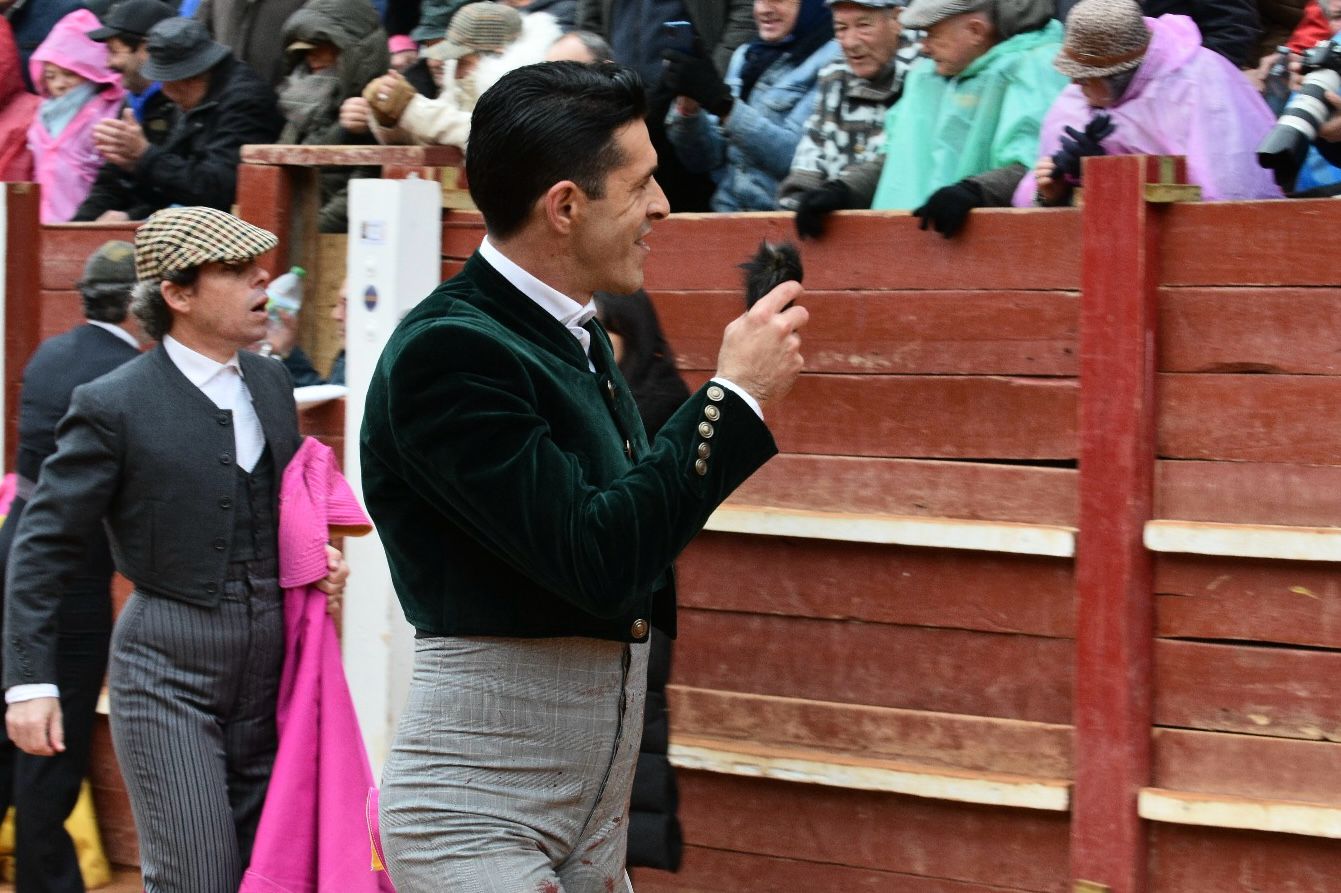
478, 236, 597, 331
87, 320, 140, 350
162, 334, 242, 387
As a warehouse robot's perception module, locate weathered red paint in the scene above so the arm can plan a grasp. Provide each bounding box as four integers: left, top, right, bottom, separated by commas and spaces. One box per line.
4, 184, 40, 471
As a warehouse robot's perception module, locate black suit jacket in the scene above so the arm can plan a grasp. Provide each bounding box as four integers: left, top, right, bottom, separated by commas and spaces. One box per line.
3, 344, 300, 688
577, 0, 756, 74
0, 324, 139, 603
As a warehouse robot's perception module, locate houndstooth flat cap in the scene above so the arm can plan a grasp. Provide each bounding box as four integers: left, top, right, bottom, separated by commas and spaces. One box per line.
134, 206, 278, 281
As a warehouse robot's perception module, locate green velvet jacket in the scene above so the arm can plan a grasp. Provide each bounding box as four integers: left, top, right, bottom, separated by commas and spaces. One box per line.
360, 252, 778, 642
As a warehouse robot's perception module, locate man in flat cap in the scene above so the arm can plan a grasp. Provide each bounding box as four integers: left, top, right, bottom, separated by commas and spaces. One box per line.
0, 240, 141, 893
73, 16, 282, 222
4, 207, 349, 893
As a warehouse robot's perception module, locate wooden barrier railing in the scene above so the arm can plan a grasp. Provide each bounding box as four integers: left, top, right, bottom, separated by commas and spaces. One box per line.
12, 151, 1341, 892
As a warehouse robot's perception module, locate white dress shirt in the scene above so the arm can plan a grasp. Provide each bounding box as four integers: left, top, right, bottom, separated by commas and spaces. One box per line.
477, 237, 762, 418
7, 336, 268, 705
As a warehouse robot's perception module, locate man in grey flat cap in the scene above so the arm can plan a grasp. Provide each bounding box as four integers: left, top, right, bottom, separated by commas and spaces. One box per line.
5, 206, 350, 893
73, 16, 283, 222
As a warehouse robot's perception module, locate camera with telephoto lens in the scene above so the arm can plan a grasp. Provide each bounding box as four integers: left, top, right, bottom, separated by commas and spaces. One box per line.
1257, 35, 1341, 190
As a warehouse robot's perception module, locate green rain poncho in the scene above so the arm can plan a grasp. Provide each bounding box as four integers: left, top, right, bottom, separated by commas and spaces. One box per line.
871, 19, 1067, 210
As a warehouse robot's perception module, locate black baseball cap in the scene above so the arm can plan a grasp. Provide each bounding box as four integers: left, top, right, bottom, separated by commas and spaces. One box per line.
87, 0, 179, 43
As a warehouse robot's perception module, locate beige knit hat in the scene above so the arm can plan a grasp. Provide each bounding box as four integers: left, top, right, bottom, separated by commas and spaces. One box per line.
135, 207, 278, 281
424, 2, 522, 61
1055, 0, 1151, 80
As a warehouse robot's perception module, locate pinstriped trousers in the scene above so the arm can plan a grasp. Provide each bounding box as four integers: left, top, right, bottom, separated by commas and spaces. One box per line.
107, 565, 283, 893
380, 636, 648, 893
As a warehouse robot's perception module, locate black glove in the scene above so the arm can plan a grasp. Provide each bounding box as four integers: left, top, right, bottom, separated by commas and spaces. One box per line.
794, 180, 855, 240
662, 49, 733, 118
912, 179, 985, 239
1051, 112, 1116, 186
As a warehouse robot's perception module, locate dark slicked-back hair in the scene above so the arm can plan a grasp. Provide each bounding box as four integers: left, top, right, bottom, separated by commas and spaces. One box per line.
467, 61, 647, 240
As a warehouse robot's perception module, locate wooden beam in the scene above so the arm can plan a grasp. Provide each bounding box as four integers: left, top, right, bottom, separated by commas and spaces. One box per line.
1072, 154, 1167, 892
1145, 519, 1341, 562
703, 504, 1076, 556
1140, 788, 1341, 839
4, 184, 40, 472
240, 144, 462, 167
669, 735, 1071, 811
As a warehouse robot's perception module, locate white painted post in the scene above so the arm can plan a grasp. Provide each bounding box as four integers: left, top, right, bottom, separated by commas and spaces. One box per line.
342, 178, 443, 772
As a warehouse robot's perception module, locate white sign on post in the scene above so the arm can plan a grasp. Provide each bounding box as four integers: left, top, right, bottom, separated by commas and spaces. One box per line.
343, 177, 443, 772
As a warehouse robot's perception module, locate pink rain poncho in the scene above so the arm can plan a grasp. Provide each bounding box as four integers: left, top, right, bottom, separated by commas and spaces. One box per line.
26, 9, 124, 222
241, 437, 395, 893
1013, 14, 1283, 206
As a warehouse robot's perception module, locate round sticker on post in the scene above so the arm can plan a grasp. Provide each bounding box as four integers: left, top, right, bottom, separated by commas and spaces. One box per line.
363, 284, 379, 312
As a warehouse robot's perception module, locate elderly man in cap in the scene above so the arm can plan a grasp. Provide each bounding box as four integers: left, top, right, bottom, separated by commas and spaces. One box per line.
72, 16, 282, 222
4, 206, 350, 893
868, 0, 1066, 236
0, 241, 141, 893
1019, 0, 1280, 206
350, 2, 559, 148
778, 0, 920, 237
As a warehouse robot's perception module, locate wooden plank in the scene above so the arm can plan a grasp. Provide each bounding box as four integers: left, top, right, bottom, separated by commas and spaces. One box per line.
6, 184, 41, 471
39, 224, 140, 290
40, 289, 83, 341
1149, 822, 1341, 892
1072, 154, 1162, 893
1154, 554, 1341, 649
674, 609, 1073, 724
679, 533, 1076, 636
1159, 287, 1341, 374
1160, 198, 1341, 287
673, 771, 1070, 891
631, 845, 1044, 893
667, 686, 1074, 777
680, 372, 1078, 460
644, 208, 1082, 292
1145, 519, 1341, 562
240, 144, 462, 167
728, 455, 1077, 526
650, 290, 1080, 376
1153, 728, 1341, 806
668, 736, 1070, 810
1159, 373, 1341, 464
441, 209, 485, 260
1157, 459, 1341, 527
1139, 787, 1341, 839
1154, 639, 1341, 741
233, 163, 293, 280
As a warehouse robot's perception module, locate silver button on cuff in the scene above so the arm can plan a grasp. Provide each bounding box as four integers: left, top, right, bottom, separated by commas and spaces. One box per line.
697, 442, 710, 458
706, 385, 725, 402
631, 618, 649, 638
694, 458, 708, 476
704, 404, 720, 421
697, 421, 715, 439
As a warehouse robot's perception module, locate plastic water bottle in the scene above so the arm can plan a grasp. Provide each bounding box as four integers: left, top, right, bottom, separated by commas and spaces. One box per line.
266, 266, 306, 319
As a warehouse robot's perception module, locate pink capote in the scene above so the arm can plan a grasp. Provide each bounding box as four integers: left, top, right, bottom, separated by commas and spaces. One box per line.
240, 437, 395, 893
1013, 15, 1283, 206
0, 19, 38, 182
26, 9, 123, 222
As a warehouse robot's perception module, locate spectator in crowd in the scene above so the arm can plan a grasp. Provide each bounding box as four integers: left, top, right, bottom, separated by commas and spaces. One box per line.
0, 18, 38, 180
87, 0, 179, 146
1287, 0, 1331, 50
577, 0, 755, 211
663, 0, 839, 211
3, 0, 86, 91
276, 0, 389, 231
0, 241, 141, 893
400, 0, 457, 98
356, 2, 558, 148
264, 285, 347, 387
545, 27, 613, 60
504, 0, 578, 32
1020, 0, 1281, 206
27, 10, 125, 223
194, 0, 306, 87
73, 17, 283, 222
388, 32, 419, 69
591, 289, 688, 872
1057, 0, 1263, 69
869, 0, 1065, 237
778, 0, 917, 237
